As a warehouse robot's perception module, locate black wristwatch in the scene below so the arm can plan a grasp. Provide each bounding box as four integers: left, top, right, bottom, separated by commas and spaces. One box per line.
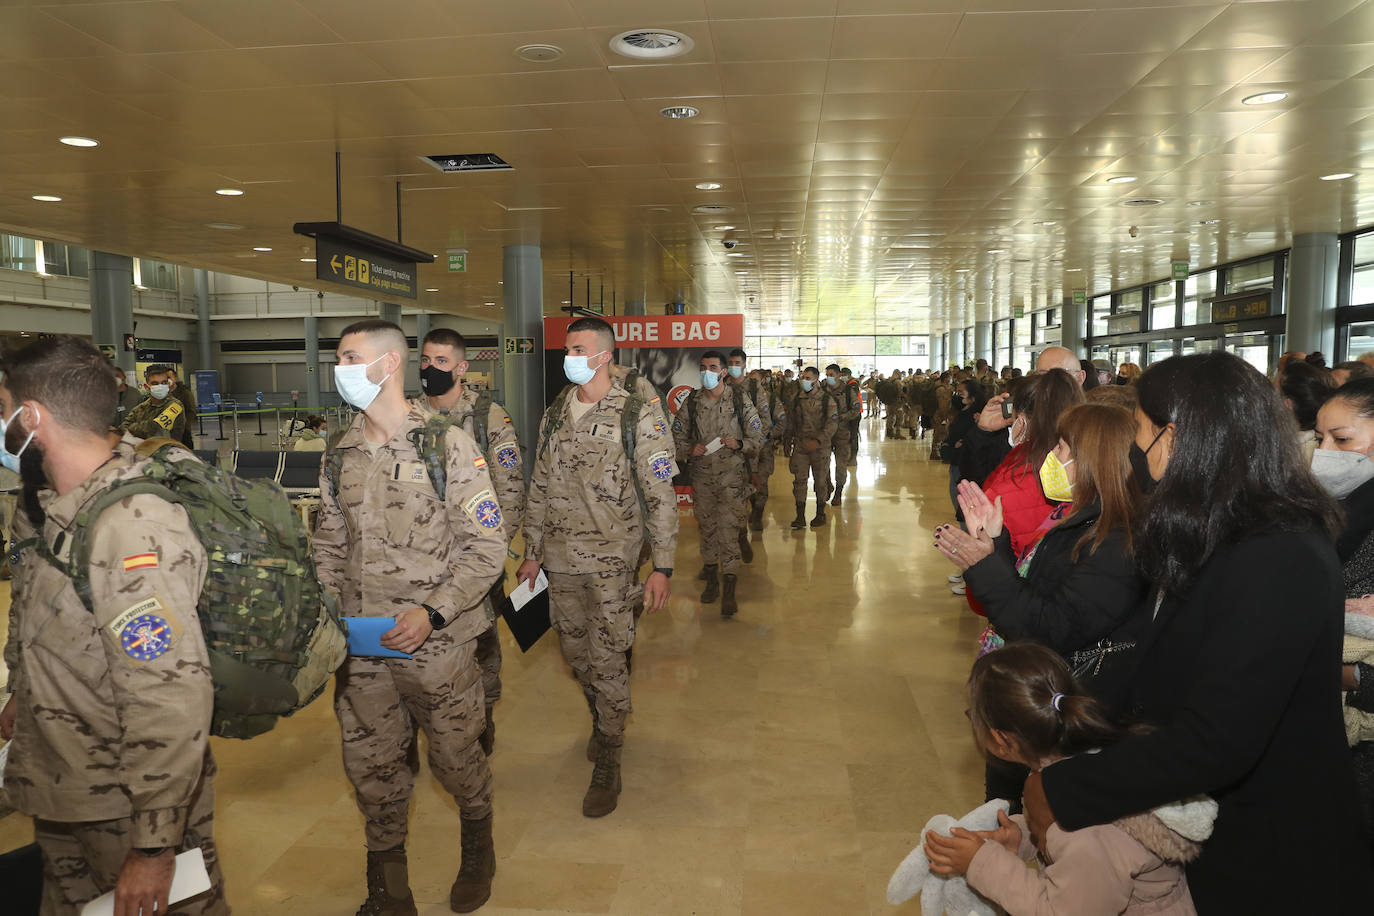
135, 846, 170, 857
653, 567, 673, 579
422, 603, 448, 630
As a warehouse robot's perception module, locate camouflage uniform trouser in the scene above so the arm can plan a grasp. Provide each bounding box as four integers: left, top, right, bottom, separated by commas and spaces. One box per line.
790, 446, 832, 502
547, 569, 638, 743
753, 441, 776, 505
691, 458, 749, 574
334, 631, 492, 851
930, 419, 951, 458
478, 573, 506, 708
831, 432, 852, 493
36, 752, 228, 916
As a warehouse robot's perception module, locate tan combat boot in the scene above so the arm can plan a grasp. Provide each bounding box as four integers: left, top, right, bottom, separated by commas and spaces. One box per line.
357, 849, 418, 916
583, 736, 623, 818
450, 815, 495, 913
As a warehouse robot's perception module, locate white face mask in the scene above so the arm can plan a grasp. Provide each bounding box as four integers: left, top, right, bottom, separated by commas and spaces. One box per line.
0, 405, 37, 474
1312, 448, 1374, 499
701, 369, 721, 390
148, 383, 170, 400
564, 351, 607, 386
334, 353, 393, 411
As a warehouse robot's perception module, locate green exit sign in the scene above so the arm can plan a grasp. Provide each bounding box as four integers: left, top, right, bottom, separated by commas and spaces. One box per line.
1072, 289, 1087, 306
1171, 260, 1189, 281
448, 250, 467, 272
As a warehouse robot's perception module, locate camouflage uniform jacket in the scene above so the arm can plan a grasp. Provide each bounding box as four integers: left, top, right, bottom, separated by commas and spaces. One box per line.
112, 386, 144, 427
524, 365, 679, 575
4, 434, 212, 846
172, 382, 197, 426
733, 376, 785, 439
784, 386, 839, 449
831, 381, 862, 423
415, 388, 525, 547
313, 404, 506, 645
119, 395, 186, 442
672, 386, 766, 470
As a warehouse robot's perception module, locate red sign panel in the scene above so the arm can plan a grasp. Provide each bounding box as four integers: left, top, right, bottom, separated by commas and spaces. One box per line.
544, 315, 745, 350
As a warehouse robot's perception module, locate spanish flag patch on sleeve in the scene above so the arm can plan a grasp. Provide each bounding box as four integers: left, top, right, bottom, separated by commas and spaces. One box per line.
123, 553, 158, 572
474, 455, 488, 470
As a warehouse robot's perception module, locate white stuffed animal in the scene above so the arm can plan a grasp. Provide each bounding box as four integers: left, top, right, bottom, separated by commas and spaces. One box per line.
887, 799, 1010, 916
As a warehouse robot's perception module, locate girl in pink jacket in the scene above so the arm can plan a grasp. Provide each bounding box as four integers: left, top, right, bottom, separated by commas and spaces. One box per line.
925, 644, 1212, 915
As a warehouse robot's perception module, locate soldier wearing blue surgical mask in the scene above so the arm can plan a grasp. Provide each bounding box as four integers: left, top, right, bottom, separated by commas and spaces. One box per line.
118, 364, 187, 443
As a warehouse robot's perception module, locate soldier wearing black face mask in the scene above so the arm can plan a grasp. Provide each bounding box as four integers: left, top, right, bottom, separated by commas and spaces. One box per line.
414, 328, 524, 756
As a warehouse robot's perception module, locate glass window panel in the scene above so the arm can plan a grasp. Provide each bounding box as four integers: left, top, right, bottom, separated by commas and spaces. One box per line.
1353, 233, 1374, 306
1091, 295, 1111, 337
1, 235, 37, 272
1348, 321, 1374, 361
1223, 257, 1274, 295
1117, 289, 1143, 313
1183, 271, 1216, 325
1147, 339, 1176, 365
1180, 337, 1218, 356
1151, 280, 1177, 330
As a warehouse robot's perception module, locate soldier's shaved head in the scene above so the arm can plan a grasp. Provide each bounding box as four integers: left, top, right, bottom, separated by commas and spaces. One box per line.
339, 318, 408, 361
567, 316, 615, 353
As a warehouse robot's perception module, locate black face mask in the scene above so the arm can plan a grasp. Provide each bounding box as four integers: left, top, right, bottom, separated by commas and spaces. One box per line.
420, 365, 456, 397
1128, 443, 1155, 495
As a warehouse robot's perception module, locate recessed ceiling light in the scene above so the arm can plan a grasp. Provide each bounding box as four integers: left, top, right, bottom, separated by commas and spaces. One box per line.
1242, 91, 1288, 106
1121, 198, 1164, 207
484, 301, 496, 306
695, 181, 722, 190
300, 257, 316, 263
1067, 268, 1083, 272
714, 224, 735, 231
727, 252, 744, 257
661, 105, 699, 119
1187, 199, 1213, 207
1037, 220, 1057, 226
1321, 172, 1355, 181
425, 287, 439, 292
31, 194, 62, 202
252, 246, 272, 252
206, 222, 242, 230
1198, 218, 1221, 226
1106, 176, 1138, 184
986, 248, 1007, 254
59, 136, 98, 148
215, 188, 244, 196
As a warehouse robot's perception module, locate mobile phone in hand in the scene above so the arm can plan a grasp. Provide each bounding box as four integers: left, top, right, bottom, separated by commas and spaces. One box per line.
1001, 399, 1014, 419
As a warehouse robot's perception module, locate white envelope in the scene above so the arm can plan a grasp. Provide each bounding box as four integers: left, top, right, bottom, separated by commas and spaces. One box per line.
81, 847, 211, 916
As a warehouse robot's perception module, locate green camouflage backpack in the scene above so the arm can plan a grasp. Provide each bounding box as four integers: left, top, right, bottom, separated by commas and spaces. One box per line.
42, 440, 347, 740
539, 368, 656, 516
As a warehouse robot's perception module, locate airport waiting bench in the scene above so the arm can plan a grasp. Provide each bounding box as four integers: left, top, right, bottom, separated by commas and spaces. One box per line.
206, 449, 324, 529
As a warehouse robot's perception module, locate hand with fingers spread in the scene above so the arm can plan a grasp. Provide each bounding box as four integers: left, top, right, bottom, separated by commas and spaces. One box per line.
957, 480, 1004, 540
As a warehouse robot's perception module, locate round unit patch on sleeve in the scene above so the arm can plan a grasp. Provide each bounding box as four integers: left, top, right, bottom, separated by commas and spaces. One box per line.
750, 416, 762, 431
495, 444, 521, 469
121, 613, 175, 661
649, 451, 674, 481
464, 489, 504, 531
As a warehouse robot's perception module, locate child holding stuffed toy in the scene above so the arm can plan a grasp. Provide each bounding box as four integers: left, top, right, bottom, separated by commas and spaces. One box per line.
924, 644, 1213, 915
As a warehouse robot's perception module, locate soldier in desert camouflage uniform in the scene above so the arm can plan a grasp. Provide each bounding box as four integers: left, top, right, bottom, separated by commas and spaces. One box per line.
675, 350, 764, 618
414, 327, 525, 756
313, 319, 506, 916
0, 336, 228, 916
784, 366, 839, 530
823, 364, 862, 506
727, 351, 784, 533
118, 364, 187, 443
517, 316, 678, 819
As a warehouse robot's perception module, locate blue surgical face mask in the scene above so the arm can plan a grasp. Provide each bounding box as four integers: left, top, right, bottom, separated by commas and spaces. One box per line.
826, 376, 838, 387
728, 366, 744, 379
801, 378, 814, 392
701, 369, 721, 390
333, 353, 393, 411
0, 405, 37, 474
563, 350, 607, 386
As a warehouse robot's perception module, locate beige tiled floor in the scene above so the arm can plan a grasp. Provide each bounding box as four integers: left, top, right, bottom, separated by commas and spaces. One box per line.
0, 415, 987, 915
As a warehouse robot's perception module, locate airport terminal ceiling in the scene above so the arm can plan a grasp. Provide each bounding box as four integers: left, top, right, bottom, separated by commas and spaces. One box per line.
2, 0, 1374, 337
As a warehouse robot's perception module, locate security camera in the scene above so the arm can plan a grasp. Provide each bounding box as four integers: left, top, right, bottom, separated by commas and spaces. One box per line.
722, 240, 737, 250
292, 285, 300, 292
1128, 225, 1139, 238
317, 290, 324, 300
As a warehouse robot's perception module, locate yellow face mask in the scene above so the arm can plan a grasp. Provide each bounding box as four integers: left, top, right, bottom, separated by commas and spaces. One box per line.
1039, 452, 1075, 502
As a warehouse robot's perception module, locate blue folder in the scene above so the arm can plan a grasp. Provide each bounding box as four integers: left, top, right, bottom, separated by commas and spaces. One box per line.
343, 617, 413, 659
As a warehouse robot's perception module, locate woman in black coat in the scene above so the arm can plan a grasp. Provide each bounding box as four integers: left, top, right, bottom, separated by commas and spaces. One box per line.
944, 378, 988, 512
939, 402, 1148, 697
1023, 353, 1371, 915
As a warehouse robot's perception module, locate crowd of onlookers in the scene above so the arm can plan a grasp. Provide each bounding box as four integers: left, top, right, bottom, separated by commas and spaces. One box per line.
886, 346, 1373, 914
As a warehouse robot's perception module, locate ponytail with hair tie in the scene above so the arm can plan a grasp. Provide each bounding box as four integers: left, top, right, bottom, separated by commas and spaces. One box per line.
1050, 692, 1066, 713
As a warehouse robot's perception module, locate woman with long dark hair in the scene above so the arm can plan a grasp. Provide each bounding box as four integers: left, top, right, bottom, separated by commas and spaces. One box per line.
1023, 352, 1370, 914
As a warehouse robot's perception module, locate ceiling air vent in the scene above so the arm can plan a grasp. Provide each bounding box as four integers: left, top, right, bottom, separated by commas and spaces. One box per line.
1120, 198, 1163, 207
610, 29, 695, 60
420, 153, 512, 173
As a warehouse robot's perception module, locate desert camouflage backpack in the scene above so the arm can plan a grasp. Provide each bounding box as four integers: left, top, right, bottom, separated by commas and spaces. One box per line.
43, 440, 347, 739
